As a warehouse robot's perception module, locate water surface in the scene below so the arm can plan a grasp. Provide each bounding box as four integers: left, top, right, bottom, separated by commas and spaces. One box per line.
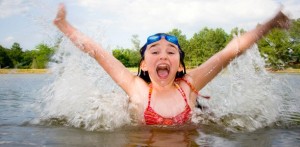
0, 73, 299, 146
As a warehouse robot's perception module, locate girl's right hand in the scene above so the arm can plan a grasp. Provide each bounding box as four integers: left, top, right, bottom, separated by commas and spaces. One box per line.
271, 11, 290, 30
53, 3, 67, 25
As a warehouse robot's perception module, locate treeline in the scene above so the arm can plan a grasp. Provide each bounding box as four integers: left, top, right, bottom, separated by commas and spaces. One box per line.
113, 18, 300, 70
0, 43, 55, 69
1, 19, 299, 70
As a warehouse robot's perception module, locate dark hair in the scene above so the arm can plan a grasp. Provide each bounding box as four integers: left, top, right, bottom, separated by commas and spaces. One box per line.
137, 33, 186, 83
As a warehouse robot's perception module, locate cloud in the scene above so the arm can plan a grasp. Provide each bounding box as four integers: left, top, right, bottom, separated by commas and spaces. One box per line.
4, 36, 14, 43
0, 0, 30, 19
73, 0, 285, 47
75, 0, 281, 32
1, 36, 15, 48
280, 0, 300, 19
1, 0, 299, 51
11, 0, 296, 49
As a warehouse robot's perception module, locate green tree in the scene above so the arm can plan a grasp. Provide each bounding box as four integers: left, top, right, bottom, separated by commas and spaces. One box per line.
112, 48, 140, 67
32, 44, 55, 69
131, 34, 141, 51
287, 19, 300, 67
21, 50, 35, 68
0, 45, 13, 68
226, 27, 246, 44
167, 29, 191, 67
113, 35, 141, 67
113, 49, 127, 66
258, 28, 291, 69
129, 34, 141, 66
189, 27, 228, 66
8, 42, 24, 68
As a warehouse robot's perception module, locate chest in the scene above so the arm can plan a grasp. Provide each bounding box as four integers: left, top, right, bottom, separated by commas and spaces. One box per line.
152, 91, 189, 116
128, 83, 196, 121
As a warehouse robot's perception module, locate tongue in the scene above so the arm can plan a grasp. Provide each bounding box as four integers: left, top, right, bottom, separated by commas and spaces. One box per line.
157, 69, 169, 78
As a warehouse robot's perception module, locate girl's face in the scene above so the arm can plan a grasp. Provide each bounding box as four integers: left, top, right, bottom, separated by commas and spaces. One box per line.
141, 38, 183, 86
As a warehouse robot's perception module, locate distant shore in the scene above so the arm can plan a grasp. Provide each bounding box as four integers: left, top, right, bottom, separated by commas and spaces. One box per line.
0, 68, 299, 74
266, 68, 300, 74
0, 69, 49, 74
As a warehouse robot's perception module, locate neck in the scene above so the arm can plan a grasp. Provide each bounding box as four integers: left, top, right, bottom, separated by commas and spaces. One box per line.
151, 81, 176, 92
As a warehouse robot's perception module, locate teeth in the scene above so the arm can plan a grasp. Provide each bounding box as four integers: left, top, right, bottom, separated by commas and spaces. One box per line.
157, 64, 169, 70
156, 64, 170, 79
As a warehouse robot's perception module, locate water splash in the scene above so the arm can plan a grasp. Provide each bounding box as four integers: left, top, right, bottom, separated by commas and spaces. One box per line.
22, 1, 132, 131
35, 41, 299, 132
31, 26, 299, 132
34, 39, 131, 131
193, 44, 298, 132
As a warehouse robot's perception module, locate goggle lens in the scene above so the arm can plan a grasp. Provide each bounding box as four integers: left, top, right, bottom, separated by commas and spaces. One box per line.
146, 34, 179, 47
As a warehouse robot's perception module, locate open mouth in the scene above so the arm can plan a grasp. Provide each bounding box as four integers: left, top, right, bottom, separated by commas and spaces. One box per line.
156, 64, 170, 79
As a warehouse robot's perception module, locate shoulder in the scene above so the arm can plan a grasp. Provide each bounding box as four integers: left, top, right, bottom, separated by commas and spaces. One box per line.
178, 74, 196, 91
127, 76, 149, 108
177, 74, 198, 106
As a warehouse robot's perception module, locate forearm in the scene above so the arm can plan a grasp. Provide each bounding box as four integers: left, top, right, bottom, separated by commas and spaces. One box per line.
224, 20, 275, 61
54, 19, 137, 94
190, 11, 289, 90
225, 11, 288, 59
54, 20, 99, 57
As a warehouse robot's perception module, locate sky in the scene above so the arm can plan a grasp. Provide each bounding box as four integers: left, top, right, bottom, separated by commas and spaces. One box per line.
1, 0, 300, 51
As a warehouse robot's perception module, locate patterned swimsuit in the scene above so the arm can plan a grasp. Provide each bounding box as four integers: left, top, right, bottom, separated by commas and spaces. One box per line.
144, 83, 191, 125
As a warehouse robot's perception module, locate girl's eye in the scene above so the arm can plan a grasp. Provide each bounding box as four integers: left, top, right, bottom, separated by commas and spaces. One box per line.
168, 52, 175, 54
152, 51, 159, 54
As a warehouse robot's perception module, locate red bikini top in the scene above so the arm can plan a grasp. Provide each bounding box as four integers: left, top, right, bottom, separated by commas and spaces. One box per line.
144, 82, 191, 125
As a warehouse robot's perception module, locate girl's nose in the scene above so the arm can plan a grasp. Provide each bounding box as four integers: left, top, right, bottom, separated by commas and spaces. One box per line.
160, 52, 168, 60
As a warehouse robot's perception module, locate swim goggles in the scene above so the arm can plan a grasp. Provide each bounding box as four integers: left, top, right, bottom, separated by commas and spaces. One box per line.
140, 33, 182, 57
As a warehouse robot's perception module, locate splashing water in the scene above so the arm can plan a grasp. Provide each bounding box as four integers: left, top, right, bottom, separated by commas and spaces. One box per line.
34, 39, 131, 131
194, 44, 298, 132
28, 7, 298, 131
33, 38, 297, 132
34, 40, 298, 132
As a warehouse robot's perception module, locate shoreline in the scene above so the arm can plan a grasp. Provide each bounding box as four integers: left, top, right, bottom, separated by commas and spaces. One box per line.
0, 68, 300, 74
0, 69, 49, 74
266, 68, 300, 74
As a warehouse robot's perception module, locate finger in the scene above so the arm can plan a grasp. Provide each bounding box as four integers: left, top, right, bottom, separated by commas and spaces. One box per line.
58, 3, 65, 11
58, 3, 66, 16
54, 3, 66, 23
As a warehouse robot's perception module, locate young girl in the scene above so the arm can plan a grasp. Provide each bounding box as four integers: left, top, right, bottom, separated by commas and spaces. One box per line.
53, 4, 290, 125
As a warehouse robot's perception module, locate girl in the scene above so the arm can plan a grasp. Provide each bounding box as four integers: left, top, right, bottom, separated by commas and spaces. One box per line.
53, 4, 290, 125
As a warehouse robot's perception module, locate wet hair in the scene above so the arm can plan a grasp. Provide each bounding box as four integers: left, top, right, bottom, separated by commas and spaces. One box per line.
137, 33, 186, 83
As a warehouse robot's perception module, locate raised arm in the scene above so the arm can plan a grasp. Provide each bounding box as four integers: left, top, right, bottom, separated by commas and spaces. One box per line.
189, 10, 290, 91
53, 4, 139, 95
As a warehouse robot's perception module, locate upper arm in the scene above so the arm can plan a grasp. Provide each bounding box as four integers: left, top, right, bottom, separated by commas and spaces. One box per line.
92, 46, 143, 96
53, 5, 146, 98
188, 43, 238, 91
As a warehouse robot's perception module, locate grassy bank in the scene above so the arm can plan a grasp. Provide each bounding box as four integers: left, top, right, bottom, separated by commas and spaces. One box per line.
0, 68, 299, 74
0, 69, 48, 74
267, 68, 300, 74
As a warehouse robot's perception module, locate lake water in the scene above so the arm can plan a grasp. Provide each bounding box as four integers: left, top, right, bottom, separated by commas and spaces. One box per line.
1, 45, 300, 146
0, 73, 299, 147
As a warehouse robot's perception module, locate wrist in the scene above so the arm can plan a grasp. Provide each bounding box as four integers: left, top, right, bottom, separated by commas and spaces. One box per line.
53, 18, 67, 27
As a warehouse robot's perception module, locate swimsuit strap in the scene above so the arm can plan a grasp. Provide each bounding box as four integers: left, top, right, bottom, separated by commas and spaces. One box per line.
174, 83, 189, 103
148, 83, 153, 106
175, 78, 210, 99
